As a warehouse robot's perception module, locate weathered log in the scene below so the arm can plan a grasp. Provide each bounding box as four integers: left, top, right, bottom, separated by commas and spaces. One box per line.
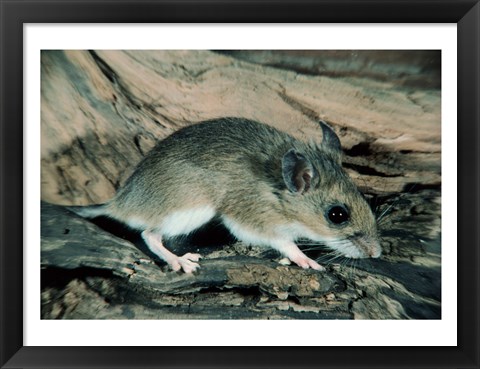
41, 50, 441, 319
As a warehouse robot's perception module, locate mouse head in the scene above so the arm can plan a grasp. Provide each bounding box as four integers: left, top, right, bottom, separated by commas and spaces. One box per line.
281, 121, 381, 259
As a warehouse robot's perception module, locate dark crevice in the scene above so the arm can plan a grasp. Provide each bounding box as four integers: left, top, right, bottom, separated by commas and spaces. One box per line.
277, 91, 320, 122
133, 134, 145, 156
88, 50, 118, 83
402, 182, 441, 193
193, 285, 264, 303
344, 142, 372, 157
41, 266, 119, 290
88, 50, 142, 110
343, 162, 401, 177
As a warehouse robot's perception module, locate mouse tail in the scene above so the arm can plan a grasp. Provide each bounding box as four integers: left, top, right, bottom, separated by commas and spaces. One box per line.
66, 203, 109, 219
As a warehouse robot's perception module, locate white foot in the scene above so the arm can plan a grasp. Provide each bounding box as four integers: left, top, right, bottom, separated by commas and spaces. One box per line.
289, 254, 325, 271
273, 241, 325, 271
170, 253, 202, 273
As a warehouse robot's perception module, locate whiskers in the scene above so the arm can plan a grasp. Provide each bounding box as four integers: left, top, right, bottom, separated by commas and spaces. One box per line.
376, 199, 397, 224
317, 249, 360, 278
373, 183, 418, 226
297, 239, 361, 276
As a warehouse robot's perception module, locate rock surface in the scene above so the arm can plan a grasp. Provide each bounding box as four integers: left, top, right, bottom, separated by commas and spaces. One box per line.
41, 50, 441, 319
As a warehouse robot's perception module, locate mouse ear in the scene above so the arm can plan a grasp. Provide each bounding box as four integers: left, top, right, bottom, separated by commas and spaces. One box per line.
282, 149, 314, 194
319, 120, 341, 152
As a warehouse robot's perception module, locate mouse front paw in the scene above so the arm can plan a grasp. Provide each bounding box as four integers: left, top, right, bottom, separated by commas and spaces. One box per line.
273, 242, 325, 272
290, 255, 325, 271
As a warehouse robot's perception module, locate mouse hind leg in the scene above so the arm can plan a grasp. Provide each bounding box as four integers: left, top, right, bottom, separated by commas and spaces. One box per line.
141, 230, 202, 273
141, 205, 217, 273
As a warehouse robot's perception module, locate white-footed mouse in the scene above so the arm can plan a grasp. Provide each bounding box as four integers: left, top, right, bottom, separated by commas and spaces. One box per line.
69, 117, 381, 273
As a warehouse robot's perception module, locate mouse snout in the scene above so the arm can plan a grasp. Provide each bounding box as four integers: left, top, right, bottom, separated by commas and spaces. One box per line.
359, 237, 382, 259
369, 246, 382, 258
366, 238, 382, 259
349, 235, 382, 259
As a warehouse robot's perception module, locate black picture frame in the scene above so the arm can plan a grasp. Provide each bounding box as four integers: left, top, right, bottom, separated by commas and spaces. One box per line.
1, 1, 479, 368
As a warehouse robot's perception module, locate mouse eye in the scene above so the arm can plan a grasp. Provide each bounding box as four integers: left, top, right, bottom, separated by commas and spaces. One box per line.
327, 205, 350, 225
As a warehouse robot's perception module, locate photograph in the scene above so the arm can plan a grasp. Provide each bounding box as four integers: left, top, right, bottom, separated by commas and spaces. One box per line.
40, 50, 442, 320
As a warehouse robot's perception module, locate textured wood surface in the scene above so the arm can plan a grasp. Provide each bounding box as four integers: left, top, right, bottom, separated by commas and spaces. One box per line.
41, 50, 441, 319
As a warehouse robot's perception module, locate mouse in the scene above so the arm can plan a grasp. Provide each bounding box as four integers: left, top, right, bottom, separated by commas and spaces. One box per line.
68, 117, 381, 273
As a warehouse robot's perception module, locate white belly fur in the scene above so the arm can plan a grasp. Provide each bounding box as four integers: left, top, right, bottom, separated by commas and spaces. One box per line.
221, 216, 278, 247
221, 216, 325, 248
160, 206, 216, 237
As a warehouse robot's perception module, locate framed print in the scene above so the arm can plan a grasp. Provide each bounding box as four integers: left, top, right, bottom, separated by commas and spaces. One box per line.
1, 1, 479, 368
